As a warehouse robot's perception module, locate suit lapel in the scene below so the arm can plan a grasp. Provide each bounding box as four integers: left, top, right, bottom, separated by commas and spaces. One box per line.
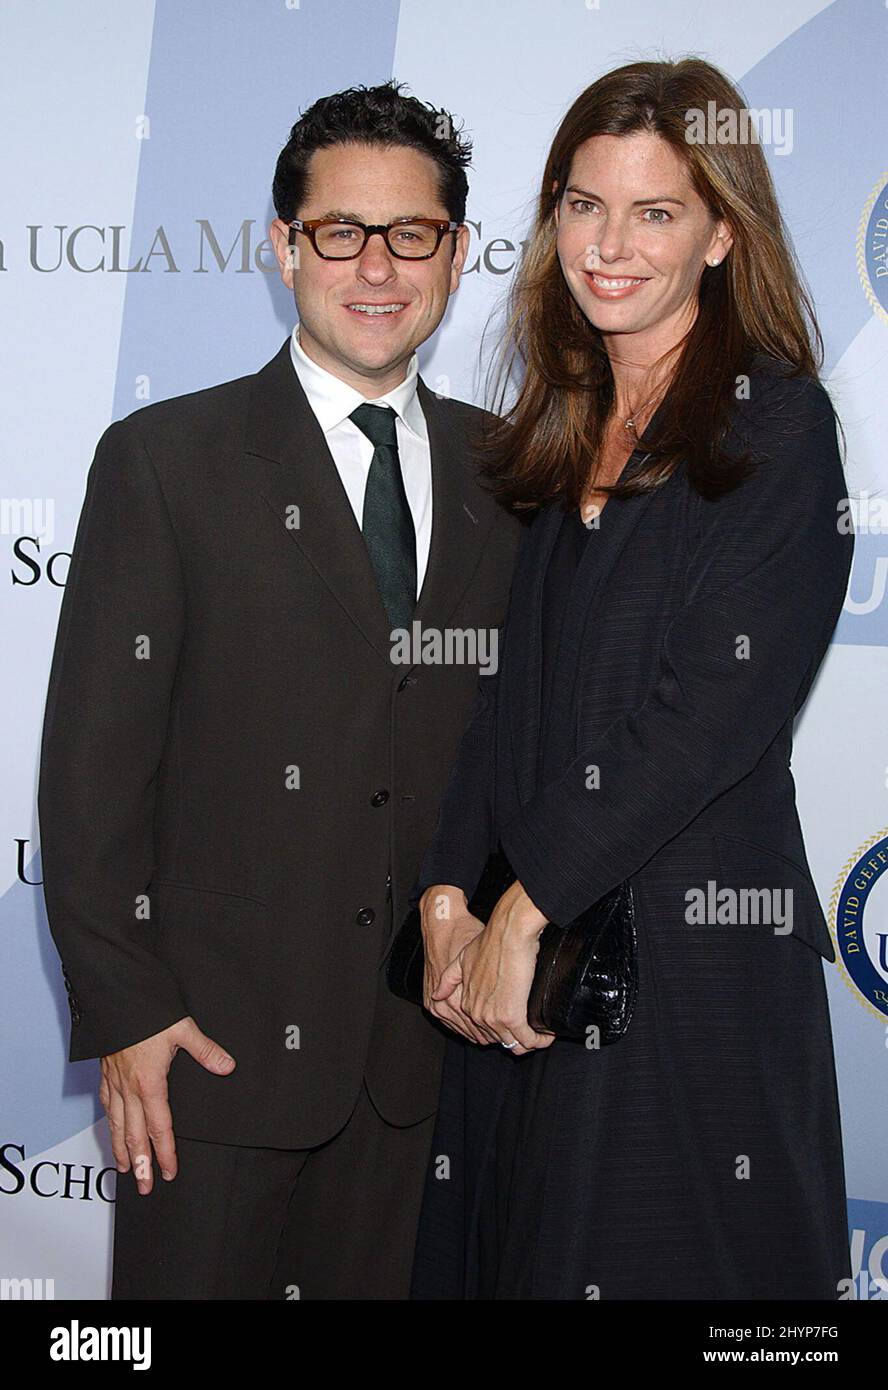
412, 377, 497, 633
248, 338, 497, 671
249, 338, 394, 664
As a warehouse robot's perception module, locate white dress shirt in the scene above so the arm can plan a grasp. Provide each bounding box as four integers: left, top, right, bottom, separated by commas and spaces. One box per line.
289, 323, 432, 599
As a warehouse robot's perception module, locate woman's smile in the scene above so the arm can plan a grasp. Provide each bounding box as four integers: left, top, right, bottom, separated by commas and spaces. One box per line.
582, 270, 650, 298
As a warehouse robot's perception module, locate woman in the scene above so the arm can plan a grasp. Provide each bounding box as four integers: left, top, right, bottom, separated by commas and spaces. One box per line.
408, 58, 853, 1300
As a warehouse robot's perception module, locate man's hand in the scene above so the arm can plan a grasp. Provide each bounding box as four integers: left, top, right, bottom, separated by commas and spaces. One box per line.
419, 885, 489, 1045
99, 1016, 235, 1194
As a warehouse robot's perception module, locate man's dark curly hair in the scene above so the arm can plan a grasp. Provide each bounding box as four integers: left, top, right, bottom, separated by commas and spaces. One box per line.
272, 81, 472, 227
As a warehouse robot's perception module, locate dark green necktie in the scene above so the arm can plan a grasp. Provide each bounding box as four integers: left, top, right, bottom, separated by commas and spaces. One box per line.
349, 403, 417, 632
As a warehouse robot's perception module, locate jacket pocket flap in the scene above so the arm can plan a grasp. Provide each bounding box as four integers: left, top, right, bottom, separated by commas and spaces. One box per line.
714, 833, 835, 962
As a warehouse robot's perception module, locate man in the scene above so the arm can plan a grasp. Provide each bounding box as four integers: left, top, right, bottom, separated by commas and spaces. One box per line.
38, 81, 520, 1299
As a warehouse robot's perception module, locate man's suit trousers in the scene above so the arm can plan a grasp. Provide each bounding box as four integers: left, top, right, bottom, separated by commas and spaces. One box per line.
110, 906, 437, 1300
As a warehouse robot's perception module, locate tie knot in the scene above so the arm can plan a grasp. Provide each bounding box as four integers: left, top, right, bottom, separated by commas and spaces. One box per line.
349, 403, 398, 450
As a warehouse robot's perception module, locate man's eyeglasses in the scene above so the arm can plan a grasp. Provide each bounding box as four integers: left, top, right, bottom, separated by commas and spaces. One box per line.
288, 217, 461, 261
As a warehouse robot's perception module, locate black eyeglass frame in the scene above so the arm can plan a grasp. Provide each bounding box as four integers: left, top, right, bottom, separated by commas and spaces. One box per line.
287, 216, 461, 261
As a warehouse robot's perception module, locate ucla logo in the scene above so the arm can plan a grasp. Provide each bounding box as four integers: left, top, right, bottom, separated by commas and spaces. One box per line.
857, 173, 888, 327
830, 831, 888, 1022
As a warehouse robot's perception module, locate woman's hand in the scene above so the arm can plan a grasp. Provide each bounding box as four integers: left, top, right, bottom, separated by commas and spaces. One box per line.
419, 885, 490, 1045
434, 880, 556, 1056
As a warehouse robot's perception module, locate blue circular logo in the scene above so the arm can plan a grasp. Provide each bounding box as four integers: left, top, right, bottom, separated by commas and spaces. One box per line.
858, 174, 888, 326
832, 831, 888, 1022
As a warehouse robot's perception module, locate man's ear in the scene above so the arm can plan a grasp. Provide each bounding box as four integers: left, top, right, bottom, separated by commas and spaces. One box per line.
448, 223, 471, 293
269, 218, 297, 289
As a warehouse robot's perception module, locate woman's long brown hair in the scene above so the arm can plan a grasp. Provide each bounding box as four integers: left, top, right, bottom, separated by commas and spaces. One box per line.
478, 58, 825, 514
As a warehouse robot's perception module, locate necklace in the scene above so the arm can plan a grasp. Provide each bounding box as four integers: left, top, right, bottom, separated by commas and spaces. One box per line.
580, 380, 666, 521
622, 386, 663, 435
580, 388, 662, 522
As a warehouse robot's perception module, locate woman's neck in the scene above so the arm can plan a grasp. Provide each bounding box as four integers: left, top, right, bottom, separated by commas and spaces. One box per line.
601, 302, 696, 416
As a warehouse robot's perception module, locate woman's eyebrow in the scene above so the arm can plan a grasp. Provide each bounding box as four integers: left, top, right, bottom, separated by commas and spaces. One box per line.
565, 185, 687, 207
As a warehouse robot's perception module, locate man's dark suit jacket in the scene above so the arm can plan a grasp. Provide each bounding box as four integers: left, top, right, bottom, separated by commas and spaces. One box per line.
37, 335, 521, 1149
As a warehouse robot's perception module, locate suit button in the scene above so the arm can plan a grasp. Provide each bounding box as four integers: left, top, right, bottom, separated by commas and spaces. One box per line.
356, 907, 375, 926
370, 789, 389, 806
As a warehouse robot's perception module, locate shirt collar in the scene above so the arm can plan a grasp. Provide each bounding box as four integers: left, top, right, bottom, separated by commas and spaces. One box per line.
289, 323, 427, 441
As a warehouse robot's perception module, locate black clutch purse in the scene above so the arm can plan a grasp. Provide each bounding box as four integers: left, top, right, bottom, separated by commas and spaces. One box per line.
387, 844, 638, 1043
